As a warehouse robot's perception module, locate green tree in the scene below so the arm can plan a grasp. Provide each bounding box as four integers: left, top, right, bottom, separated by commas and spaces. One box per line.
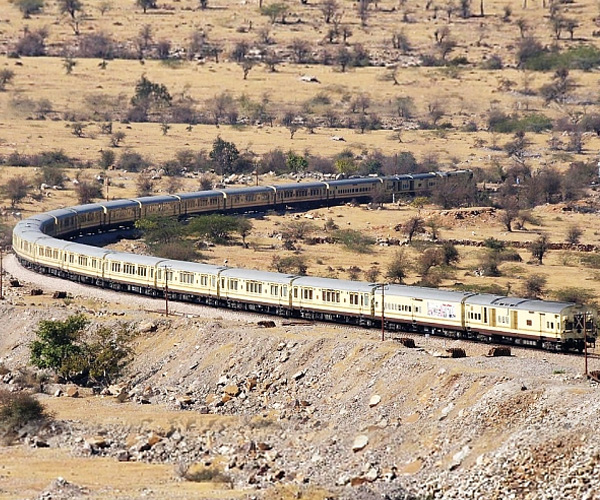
135, 214, 182, 245
130, 75, 172, 120
209, 136, 239, 178
29, 314, 88, 381
187, 214, 240, 244
30, 315, 132, 385
333, 229, 374, 253
285, 151, 308, 173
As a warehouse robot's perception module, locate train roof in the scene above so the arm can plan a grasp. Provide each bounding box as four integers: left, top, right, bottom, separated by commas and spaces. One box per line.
221, 268, 295, 284
330, 178, 381, 187
273, 182, 327, 191
385, 285, 473, 302
223, 186, 275, 196
292, 276, 377, 292
135, 195, 180, 204
100, 199, 140, 210
44, 208, 77, 219
465, 294, 577, 314
106, 252, 168, 267
176, 190, 224, 200
69, 203, 104, 214
63, 242, 115, 258
159, 260, 225, 274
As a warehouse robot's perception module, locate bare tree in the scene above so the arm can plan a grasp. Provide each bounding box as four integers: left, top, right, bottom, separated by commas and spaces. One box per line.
320, 0, 339, 23
76, 180, 102, 204
566, 225, 583, 245
358, 0, 370, 26
4, 175, 30, 207
386, 249, 411, 283
0, 69, 15, 91
402, 216, 424, 243
281, 110, 300, 139
531, 233, 549, 264
523, 274, 547, 298
136, 172, 155, 196
290, 38, 311, 63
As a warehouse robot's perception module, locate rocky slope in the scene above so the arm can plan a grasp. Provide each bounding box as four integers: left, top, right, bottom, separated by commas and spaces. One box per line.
0, 260, 599, 499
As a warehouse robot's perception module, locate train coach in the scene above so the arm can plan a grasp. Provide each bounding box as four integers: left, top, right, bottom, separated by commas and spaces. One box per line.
13, 169, 596, 352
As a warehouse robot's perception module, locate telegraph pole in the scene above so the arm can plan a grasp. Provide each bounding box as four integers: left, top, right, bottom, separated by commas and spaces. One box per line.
0, 247, 3, 300
584, 315, 588, 377
164, 267, 170, 317
381, 284, 385, 341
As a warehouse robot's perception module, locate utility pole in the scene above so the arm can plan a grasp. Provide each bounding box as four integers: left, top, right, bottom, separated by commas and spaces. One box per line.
584, 314, 588, 377
381, 284, 385, 341
0, 247, 3, 300
164, 267, 170, 317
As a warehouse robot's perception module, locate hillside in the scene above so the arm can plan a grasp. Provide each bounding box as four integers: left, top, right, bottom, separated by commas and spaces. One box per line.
0, 255, 599, 499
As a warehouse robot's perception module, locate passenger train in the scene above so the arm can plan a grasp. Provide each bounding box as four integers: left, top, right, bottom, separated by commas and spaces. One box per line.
12, 170, 597, 351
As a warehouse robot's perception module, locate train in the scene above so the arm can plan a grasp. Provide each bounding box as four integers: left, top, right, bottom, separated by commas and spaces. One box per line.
12, 169, 597, 352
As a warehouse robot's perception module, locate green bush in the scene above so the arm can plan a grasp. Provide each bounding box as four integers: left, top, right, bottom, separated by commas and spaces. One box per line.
522, 45, 600, 71
488, 111, 552, 133
553, 287, 596, 305
333, 229, 375, 254
580, 254, 600, 269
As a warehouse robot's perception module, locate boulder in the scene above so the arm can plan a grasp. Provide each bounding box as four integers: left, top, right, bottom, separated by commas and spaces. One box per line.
66, 387, 79, 398
369, 395, 381, 407
352, 435, 369, 452
224, 384, 240, 397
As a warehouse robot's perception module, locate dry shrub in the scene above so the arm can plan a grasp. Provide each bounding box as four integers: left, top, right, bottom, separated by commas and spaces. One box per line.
0, 389, 50, 437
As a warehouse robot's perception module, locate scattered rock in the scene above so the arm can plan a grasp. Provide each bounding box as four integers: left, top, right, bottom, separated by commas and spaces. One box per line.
369, 395, 381, 407
352, 435, 369, 452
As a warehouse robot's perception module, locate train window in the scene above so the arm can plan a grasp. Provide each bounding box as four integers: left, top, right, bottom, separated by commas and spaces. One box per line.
138, 267, 147, 277
150, 269, 154, 279
294, 288, 298, 298
111, 262, 121, 273
69, 254, 74, 263
282, 286, 287, 296
124, 264, 135, 274
230, 279, 238, 290
270, 285, 279, 295
180, 272, 193, 284
78, 256, 87, 266
526, 320, 532, 326
200, 275, 208, 286
211, 276, 216, 287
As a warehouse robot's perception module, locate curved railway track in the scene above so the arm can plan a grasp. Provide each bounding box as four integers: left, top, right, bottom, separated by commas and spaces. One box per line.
11, 171, 597, 353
